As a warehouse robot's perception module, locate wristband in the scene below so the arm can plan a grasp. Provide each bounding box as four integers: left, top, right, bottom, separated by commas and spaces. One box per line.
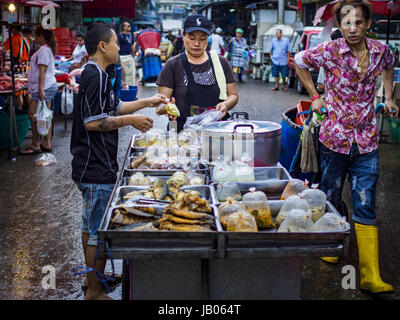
311, 94, 321, 101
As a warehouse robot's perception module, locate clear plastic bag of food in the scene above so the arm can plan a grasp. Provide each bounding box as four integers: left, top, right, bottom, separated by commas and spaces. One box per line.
277, 209, 313, 232
185, 169, 205, 185
178, 129, 198, 148
218, 197, 246, 229
128, 172, 150, 186
145, 128, 166, 146
231, 160, 255, 182
281, 179, 309, 200
183, 109, 224, 130
226, 210, 258, 232
212, 162, 234, 182
242, 187, 275, 228
311, 212, 350, 232
299, 189, 327, 222
216, 183, 242, 202
35, 153, 57, 166
275, 195, 310, 226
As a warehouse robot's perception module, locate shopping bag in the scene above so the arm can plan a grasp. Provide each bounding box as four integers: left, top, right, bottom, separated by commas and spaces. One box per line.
36, 100, 53, 136
60, 87, 74, 115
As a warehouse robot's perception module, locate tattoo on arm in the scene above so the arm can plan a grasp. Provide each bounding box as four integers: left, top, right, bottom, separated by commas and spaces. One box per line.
96, 117, 124, 131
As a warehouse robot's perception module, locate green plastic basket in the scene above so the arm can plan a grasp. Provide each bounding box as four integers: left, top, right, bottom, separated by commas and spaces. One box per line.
0, 110, 31, 150
388, 117, 400, 144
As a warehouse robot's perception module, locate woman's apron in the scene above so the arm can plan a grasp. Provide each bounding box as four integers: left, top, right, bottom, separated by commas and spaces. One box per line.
175, 51, 227, 132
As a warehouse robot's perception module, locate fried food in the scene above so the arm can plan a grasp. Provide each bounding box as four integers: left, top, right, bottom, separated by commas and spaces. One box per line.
164, 207, 212, 220
158, 220, 212, 232
129, 152, 147, 169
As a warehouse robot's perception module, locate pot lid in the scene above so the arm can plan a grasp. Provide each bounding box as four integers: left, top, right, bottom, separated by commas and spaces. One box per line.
202, 120, 281, 134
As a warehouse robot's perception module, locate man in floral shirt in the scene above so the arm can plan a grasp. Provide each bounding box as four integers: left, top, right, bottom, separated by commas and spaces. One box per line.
295, 0, 398, 294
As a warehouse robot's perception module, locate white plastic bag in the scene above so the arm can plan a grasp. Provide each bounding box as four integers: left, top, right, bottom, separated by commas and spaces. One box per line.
311, 212, 350, 232
184, 109, 223, 130
36, 100, 53, 136
35, 153, 57, 166
61, 87, 74, 115
277, 209, 313, 232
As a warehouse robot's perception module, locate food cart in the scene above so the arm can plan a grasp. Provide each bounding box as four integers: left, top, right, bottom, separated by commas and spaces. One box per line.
97, 114, 350, 300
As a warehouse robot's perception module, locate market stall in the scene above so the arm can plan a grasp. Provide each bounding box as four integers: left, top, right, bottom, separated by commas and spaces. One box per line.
97, 112, 350, 300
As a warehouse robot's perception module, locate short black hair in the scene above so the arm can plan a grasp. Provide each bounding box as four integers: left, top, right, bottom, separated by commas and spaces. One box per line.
85, 23, 114, 56
76, 33, 84, 39
331, 29, 343, 40
22, 27, 32, 35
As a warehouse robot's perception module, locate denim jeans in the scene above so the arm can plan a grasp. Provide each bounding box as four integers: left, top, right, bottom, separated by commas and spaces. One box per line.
319, 143, 379, 225
76, 183, 114, 246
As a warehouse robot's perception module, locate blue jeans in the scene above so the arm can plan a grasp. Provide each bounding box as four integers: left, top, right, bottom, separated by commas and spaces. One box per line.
319, 143, 379, 225
76, 183, 114, 246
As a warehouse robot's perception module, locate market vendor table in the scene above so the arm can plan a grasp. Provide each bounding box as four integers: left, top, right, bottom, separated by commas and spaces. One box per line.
0, 85, 28, 159
98, 136, 350, 300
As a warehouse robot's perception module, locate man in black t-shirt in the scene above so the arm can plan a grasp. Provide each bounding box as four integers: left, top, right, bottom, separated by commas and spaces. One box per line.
70, 23, 168, 300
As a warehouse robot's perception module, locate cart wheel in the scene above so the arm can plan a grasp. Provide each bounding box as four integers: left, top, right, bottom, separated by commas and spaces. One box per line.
121, 259, 130, 300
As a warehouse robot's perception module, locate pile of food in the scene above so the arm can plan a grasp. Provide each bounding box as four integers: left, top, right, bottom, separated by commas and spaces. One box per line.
0, 75, 27, 91
110, 190, 216, 232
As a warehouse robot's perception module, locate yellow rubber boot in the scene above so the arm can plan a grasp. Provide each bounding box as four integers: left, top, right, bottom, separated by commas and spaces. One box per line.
355, 223, 394, 293
320, 257, 339, 264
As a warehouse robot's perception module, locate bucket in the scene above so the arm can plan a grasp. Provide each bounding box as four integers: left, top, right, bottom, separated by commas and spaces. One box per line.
142, 55, 162, 82
279, 107, 302, 171
295, 100, 312, 126
0, 110, 31, 150
120, 86, 138, 102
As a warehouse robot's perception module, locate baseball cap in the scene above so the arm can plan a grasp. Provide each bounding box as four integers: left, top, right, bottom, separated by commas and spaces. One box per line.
216, 27, 223, 34
235, 28, 244, 34
184, 14, 212, 35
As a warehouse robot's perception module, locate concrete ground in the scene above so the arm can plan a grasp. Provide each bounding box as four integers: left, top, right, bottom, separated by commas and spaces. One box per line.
0, 77, 399, 300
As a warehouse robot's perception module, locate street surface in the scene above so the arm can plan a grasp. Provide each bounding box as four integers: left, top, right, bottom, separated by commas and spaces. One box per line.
0, 77, 399, 300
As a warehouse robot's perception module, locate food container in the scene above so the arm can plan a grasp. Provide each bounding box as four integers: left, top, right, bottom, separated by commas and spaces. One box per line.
98, 205, 223, 259
201, 113, 281, 167
211, 166, 291, 201
219, 200, 351, 258
242, 188, 275, 229
112, 185, 218, 207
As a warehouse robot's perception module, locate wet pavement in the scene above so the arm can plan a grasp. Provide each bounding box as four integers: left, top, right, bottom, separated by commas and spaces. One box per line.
0, 77, 399, 300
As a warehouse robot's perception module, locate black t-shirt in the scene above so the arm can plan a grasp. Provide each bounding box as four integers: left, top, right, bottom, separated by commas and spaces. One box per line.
70, 62, 122, 184
156, 53, 236, 115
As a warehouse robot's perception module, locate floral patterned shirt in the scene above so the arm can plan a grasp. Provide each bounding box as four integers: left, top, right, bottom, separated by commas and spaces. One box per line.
295, 37, 395, 155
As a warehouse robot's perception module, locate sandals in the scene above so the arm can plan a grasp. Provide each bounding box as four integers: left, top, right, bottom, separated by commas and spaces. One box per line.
40, 144, 53, 153
272, 87, 279, 91
20, 146, 42, 155
82, 273, 123, 295
282, 87, 289, 91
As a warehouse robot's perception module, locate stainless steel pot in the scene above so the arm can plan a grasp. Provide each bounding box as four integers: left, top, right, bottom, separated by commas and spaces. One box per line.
201, 112, 281, 167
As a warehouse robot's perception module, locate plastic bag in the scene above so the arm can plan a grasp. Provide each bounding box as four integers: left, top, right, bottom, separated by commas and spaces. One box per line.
60, 87, 74, 115
216, 183, 242, 202
299, 189, 327, 222
276, 195, 310, 226
183, 109, 223, 130
311, 212, 350, 232
36, 100, 53, 136
242, 187, 275, 228
231, 160, 255, 182
185, 169, 205, 185
212, 162, 234, 183
277, 209, 313, 232
218, 197, 246, 229
128, 172, 150, 186
35, 153, 57, 166
226, 210, 258, 232
281, 179, 309, 200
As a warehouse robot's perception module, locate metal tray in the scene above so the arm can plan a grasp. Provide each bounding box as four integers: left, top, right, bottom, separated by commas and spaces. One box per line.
97, 205, 222, 259
218, 200, 351, 258
124, 156, 209, 176
111, 184, 218, 207
121, 172, 209, 187
211, 166, 291, 201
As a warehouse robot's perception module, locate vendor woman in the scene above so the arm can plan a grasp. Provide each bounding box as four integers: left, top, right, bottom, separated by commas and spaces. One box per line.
156, 14, 238, 132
